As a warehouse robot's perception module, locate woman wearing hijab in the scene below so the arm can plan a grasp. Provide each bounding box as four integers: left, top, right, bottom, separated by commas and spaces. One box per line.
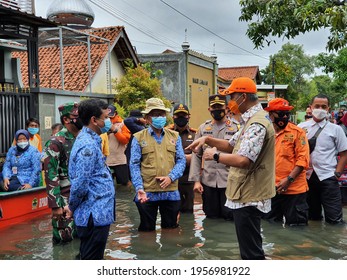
2, 130, 42, 192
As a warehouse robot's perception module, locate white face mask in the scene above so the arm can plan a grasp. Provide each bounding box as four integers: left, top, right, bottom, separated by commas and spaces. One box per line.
17, 141, 29, 149
312, 108, 327, 120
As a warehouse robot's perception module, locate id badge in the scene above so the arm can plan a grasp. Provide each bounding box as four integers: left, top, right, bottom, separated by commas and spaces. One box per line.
12, 166, 18, 175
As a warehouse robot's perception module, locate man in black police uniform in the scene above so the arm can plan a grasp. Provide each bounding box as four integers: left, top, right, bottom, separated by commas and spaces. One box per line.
168, 104, 197, 213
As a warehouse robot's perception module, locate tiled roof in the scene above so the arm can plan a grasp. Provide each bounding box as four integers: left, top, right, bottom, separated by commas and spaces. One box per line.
218, 66, 260, 82
13, 26, 125, 92
162, 49, 176, 54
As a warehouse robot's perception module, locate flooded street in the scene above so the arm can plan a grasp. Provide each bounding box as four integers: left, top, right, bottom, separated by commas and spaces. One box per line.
1, 185, 347, 260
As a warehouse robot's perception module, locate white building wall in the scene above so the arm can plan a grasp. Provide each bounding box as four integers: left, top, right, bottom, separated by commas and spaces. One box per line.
89, 52, 125, 94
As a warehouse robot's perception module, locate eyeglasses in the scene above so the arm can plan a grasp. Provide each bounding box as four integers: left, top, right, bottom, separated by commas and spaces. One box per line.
273, 111, 290, 118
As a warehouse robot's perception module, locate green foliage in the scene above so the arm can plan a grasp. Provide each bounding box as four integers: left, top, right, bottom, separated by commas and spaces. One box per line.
261, 43, 314, 107
296, 78, 318, 109
112, 102, 127, 119
112, 59, 171, 116
239, 0, 347, 51
316, 48, 347, 82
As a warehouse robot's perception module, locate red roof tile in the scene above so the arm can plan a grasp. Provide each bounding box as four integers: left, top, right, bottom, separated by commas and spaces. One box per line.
218, 66, 259, 82
13, 26, 124, 92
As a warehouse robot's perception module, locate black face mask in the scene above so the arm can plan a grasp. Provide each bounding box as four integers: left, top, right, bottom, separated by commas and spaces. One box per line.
274, 117, 289, 129
70, 118, 84, 130
174, 116, 189, 128
210, 109, 225, 121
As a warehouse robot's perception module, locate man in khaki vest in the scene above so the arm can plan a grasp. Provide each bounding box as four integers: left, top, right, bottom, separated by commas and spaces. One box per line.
187, 77, 276, 260
129, 98, 186, 231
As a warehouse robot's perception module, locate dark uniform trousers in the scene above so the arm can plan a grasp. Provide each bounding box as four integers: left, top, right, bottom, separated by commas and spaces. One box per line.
76, 214, 110, 260
233, 206, 265, 260
307, 171, 343, 224
263, 192, 309, 226
135, 200, 181, 231
202, 183, 233, 220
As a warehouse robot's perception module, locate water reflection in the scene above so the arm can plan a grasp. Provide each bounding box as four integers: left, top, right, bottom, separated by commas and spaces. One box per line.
1, 185, 347, 260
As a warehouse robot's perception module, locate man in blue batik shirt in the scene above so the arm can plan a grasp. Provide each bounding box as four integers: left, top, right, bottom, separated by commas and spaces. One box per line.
64, 98, 115, 260
130, 98, 186, 231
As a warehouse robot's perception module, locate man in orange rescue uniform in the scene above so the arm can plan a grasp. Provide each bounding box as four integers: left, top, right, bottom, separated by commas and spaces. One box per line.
263, 98, 310, 226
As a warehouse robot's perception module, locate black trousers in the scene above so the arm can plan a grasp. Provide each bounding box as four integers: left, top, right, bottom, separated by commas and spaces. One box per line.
76, 214, 110, 260
178, 183, 194, 213
233, 206, 265, 260
135, 200, 181, 231
202, 183, 233, 220
307, 172, 343, 224
263, 192, 309, 226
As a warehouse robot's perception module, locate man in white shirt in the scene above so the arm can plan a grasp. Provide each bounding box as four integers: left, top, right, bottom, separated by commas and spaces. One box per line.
298, 94, 347, 224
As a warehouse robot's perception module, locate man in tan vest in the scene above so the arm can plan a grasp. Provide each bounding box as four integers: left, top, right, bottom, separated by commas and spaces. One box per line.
129, 98, 186, 231
187, 77, 276, 260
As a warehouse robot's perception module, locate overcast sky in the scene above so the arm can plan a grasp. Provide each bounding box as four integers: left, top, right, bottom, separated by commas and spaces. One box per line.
34, 0, 331, 71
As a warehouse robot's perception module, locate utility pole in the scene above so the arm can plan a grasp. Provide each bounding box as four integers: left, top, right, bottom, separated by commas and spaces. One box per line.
272, 59, 276, 94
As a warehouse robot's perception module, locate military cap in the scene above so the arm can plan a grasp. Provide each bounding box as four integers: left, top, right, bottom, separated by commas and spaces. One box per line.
58, 102, 79, 117
173, 103, 189, 115
209, 94, 226, 106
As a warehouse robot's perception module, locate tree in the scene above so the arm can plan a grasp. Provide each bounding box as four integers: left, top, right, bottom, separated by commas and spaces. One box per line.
315, 47, 347, 107
112, 60, 171, 116
239, 0, 347, 51
261, 43, 315, 107
306, 75, 346, 109
316, 48, 347, 81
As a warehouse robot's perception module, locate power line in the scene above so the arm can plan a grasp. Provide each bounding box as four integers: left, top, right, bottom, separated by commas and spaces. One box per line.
117, 0, 214, 51
160, 0, 269, 61
88, 0, 181, 51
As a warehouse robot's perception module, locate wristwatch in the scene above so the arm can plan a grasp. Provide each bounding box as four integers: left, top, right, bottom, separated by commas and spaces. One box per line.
213, 152, 220, 163
287, 175, 295, 183
335, 171, 342, 178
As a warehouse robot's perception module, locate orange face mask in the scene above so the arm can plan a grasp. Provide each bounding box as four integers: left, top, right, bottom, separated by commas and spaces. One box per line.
228, 100, 241, 115
228, 95, 243, 115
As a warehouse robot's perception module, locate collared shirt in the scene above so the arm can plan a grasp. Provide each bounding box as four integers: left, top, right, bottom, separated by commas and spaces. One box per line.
68, 127, 115, 227
275, 122, 309, 194
229, 103, 267, 162
298, 119, 347, 181
189, 118, 239, 188
225, 103, 271, 213
130, 126, 186, 201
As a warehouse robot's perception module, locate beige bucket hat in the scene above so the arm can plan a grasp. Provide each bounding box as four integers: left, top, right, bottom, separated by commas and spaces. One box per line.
141, 98, 171, 114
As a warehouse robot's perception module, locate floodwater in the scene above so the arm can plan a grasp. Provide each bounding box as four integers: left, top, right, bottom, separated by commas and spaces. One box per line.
1, 185, 347, 260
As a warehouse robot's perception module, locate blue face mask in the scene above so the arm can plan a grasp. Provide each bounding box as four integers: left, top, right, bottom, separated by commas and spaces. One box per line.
99, 118, 112, 134
27, 127, 39, 135
151, 116, 166, 129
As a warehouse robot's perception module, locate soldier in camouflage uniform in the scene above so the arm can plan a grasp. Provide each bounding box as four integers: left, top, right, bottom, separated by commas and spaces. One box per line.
42, 102, 83, 244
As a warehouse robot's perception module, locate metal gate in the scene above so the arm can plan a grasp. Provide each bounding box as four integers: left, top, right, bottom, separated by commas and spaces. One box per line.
0, 90, 35, 159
